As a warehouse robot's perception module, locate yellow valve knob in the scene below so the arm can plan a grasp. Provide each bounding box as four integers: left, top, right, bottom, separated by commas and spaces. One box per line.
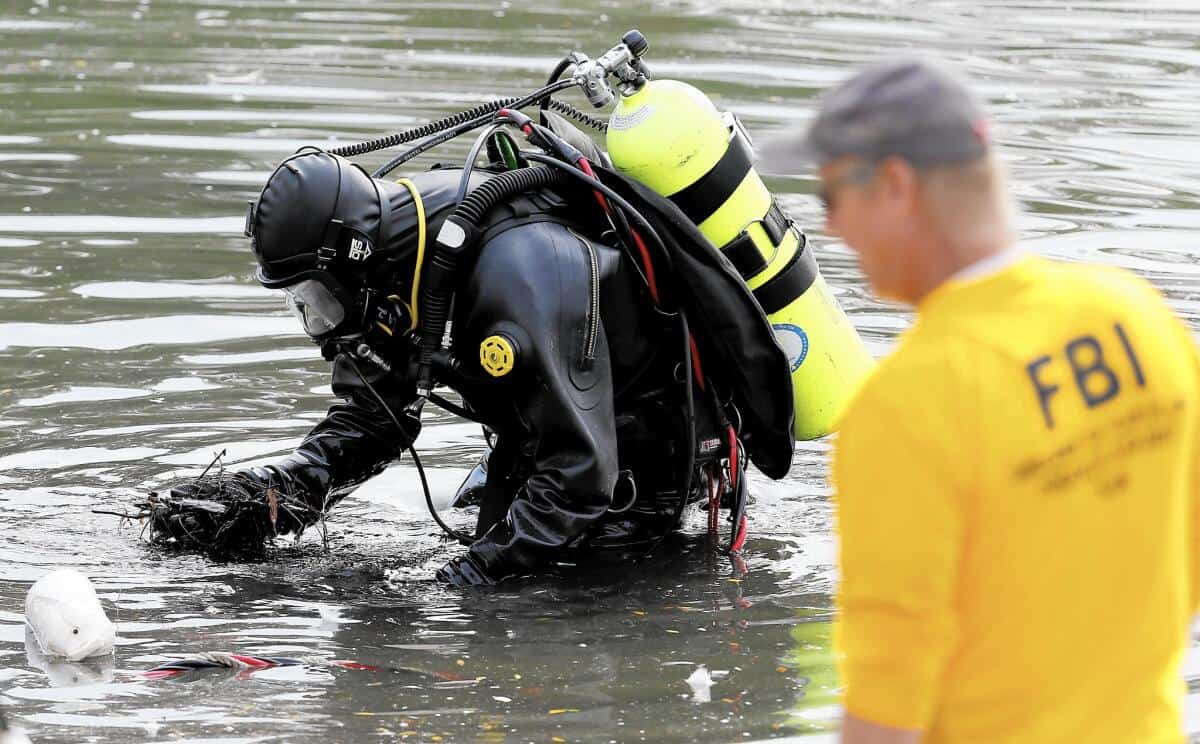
479, 335, 516, 377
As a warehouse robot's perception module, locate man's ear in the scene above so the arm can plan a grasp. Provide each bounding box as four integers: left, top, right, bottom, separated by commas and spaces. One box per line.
874, 157, 921, 214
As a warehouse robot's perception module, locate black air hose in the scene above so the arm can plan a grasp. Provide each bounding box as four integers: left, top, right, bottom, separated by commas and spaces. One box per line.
522, 152, 676, 276
371, 80, 577, 179
458, 165, 567, 229
330, 97, 605, 160
330, 100, 511, 158
541, 55, 578, 119
414, 166, 572, 394
546, 99, 608, 132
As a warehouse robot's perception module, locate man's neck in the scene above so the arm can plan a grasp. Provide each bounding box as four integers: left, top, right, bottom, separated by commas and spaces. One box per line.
910, 231, 1016, 304
948, 244, 1024, 283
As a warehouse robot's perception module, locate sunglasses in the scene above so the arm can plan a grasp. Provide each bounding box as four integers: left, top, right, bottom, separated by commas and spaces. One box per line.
817, 162, 877, 213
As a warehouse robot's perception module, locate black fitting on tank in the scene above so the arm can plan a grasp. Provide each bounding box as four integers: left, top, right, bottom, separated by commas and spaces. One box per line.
413, 166, 572, 397
622, 29, 648, 58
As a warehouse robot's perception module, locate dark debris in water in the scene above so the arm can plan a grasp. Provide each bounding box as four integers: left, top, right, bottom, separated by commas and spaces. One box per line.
93, 449, 332, 562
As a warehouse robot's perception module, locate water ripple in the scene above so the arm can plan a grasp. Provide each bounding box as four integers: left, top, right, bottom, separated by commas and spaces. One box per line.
0, 315, 297, 350
0, 216, 242, 235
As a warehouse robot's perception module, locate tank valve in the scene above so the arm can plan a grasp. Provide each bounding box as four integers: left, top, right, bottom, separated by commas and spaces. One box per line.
573, 29, 652, 108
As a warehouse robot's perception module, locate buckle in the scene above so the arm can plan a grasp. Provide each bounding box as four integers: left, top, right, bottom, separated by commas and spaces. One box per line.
243, 200, 258, 238
317, 219, 344, 269
762, 200, 790, 245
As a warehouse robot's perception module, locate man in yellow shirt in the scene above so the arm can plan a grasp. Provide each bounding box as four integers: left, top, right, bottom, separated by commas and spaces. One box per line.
763, 59, 1200, 742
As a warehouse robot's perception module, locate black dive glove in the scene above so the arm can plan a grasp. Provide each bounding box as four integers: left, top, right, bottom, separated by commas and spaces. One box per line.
435, 555, 497, 588
145, 470, 317, 555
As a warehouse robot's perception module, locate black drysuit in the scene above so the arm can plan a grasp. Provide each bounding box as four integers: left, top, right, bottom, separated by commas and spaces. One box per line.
247, 167, 714, 582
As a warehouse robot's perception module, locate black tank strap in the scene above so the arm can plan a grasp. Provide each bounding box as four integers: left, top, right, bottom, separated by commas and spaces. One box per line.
668, 130, 754, 226
722, 232, 768, 278
762, 200, 789, 245
718, 200, 795, 281
751, 230, 816, 315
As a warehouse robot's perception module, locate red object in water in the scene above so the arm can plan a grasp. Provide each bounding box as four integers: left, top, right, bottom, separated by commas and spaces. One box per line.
142, 669, 182, 680
229, 654, 273, 669
730, 515, 748, 553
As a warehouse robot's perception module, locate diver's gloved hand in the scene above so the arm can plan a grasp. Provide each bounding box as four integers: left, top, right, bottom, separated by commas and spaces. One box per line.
146, 470, 315, 555
435, 555, 496, 588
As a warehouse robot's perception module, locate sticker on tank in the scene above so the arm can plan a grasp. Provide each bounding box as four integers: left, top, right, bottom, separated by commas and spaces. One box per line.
773, 323, 810, 372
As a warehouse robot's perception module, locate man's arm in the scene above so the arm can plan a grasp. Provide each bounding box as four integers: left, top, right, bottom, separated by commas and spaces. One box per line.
149, 351, 419, 549
832, 379, 965, 736
1187, 325, 1200, 617
1193, 392, 1200, 619
1161, 312, 1200, 616
245, 351, 420, 519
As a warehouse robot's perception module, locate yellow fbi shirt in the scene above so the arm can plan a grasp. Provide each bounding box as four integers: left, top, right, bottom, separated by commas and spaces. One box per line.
832, 255, 1200, 742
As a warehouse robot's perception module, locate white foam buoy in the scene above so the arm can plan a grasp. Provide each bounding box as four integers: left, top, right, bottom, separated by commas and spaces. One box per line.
24, 627, 114, 687
24, 569, 116, 662
686, 665, 714, 703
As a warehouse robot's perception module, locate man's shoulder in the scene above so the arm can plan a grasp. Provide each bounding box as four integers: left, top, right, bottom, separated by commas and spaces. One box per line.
878, 322, 969, 381
840, 328, 967, 425
936, 256, 1171, 352
1031, 259, 1188, 348
1035, 257, 1163, 305
834, 332, 973, 489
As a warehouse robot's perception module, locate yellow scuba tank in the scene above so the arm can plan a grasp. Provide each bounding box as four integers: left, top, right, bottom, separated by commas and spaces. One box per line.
605, 79, 874, 440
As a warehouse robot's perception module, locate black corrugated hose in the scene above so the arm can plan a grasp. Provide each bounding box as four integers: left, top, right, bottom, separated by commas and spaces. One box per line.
414, 166, 572, 394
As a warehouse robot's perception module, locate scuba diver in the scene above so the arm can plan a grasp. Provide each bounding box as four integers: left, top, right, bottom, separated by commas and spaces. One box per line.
141, 32, 871, 587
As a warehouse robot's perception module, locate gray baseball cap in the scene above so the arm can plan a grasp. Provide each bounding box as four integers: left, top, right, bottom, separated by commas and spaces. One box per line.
757, 58, 990, 174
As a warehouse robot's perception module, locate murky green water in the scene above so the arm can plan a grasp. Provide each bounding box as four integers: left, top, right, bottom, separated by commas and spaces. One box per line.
1, 1, 1198, 742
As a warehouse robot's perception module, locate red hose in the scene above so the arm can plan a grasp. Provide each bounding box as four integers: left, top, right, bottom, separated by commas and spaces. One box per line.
727, 425, 738, 491
727, 424, 747, 552
578, 157, 661, 304
688, 334, 706, 391
730, 516, 748, 552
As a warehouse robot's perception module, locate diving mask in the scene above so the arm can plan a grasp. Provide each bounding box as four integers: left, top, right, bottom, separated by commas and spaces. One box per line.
282, 278, 347, 337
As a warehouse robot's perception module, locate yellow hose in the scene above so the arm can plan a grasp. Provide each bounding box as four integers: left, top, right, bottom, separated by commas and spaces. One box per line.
394, 177, 426, 330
